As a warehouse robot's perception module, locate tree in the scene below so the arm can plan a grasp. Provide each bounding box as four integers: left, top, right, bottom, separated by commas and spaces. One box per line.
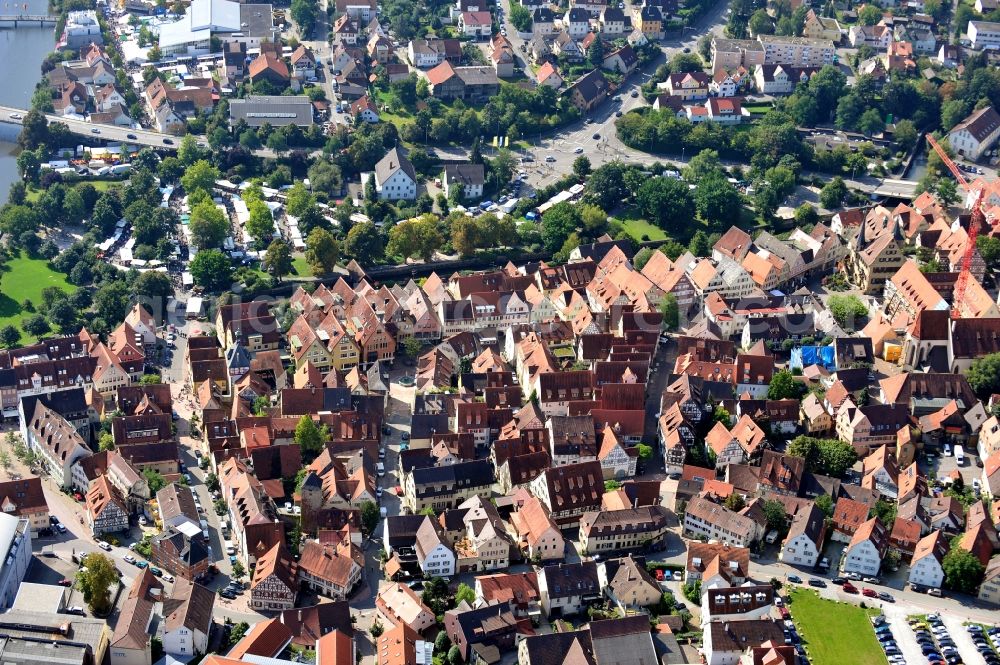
245, 200, 274, 247
435, 632, 451, 654
290, 0, 316, 35
541, 202, 581, 253
937, 178, 959, 207
978, 236, 1000, 270
587, 36, 605, 68
263, 240, 293, 281
49, 299, 77, 332
586, 162, 628, 211
360, 500, 380, 535
295, 415, 325, 458
858, 4, 882, 24
688, 231, 711, 257
864, 497, 893, 528
189, 200, 229, 249
827, 294, 867, 330
308, 160, 343, 197
62, 188, 85, 225
132, 271, 173, 302
447, 646, 462, 665
232, 560, 246, 580
0, 326, 19, 348
189, 250, 233, 291
387, 215, 443, 262
305, 227, 340, 275
573, 155, 592, 179
724, 494, 746, 511
857, 108, 885, 137
285, 182, 315, 218
177, 135, 204, 166
943, 546, 985, 593
768, 369, 803, 400
749, 9, 774, 34
637, 178, 695, 236
787, 436, 858, 478
344, 222, 384, 264
794, 204, 818, 227
684, 149, 723, 183
98, 432, 115, 451
634, 247, 654, 270
76, 553, 118, 614
226, 623, 249, 648
449, 216, 482, 257
669, 52, 704, 73
143, 468, 166, 493
819, 177, 848, 209
402, 337, 422, 358
22, 314, 49, 337
660, 294, 679, 331
180, 160, 219, 196
893, 119, 918, 151
969, 353, 1000, 398
695, 173, 742, 224
815, 493, 833, 517
510, 2, 531, 30
455, 582, 475, 606
762, 500, 787, 533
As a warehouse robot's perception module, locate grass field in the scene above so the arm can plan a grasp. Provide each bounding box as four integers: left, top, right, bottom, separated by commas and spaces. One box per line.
25, 179, 118, 203
0, 253, 76, 344
291, 256, 313, 279
617, 216, 667, 241
788, 588, 886, 665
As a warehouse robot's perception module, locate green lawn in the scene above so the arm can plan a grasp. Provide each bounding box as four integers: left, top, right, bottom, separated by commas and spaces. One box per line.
291, 255, 313, 279
788, 588, 886, 665
0, 253, 76, 344
618, 217, 667, 242
25, 179, 118, 203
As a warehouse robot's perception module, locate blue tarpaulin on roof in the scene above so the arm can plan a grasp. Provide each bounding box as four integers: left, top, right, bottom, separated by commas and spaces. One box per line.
790, 345, 836, 371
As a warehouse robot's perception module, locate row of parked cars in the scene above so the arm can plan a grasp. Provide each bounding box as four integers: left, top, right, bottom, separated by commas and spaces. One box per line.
965, 622, 999, 665
909, 612, 964, 665
873, 615, 905, 663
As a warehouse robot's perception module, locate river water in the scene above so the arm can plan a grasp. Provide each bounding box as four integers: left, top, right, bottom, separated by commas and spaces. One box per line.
0, 0, 56, 202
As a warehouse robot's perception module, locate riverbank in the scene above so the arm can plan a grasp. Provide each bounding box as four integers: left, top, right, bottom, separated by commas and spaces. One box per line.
0, 0, 56, 202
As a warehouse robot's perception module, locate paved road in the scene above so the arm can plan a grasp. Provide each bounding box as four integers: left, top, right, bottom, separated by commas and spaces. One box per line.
443, 0, 731, 191
0, 105, 202, 151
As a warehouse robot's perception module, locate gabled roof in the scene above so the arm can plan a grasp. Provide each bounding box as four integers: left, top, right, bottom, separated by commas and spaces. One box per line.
163, 578, 214, 636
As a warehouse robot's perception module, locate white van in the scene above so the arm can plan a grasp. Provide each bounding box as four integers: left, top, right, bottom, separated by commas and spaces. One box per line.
954, 445, 965, 465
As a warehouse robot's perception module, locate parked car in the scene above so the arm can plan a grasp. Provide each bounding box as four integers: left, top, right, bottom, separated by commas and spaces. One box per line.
98, 541, 112, 551
862, 588, 878, 598
64, 606, 85, 616
57, 579, 73, 587
788, 575, 802, 584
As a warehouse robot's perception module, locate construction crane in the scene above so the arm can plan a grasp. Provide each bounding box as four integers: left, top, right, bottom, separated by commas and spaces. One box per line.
926, 134, 985, 320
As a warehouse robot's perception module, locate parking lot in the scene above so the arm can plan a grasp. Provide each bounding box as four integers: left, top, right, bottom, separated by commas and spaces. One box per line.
885, 610, 927, 665
944, 615, 991, 665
